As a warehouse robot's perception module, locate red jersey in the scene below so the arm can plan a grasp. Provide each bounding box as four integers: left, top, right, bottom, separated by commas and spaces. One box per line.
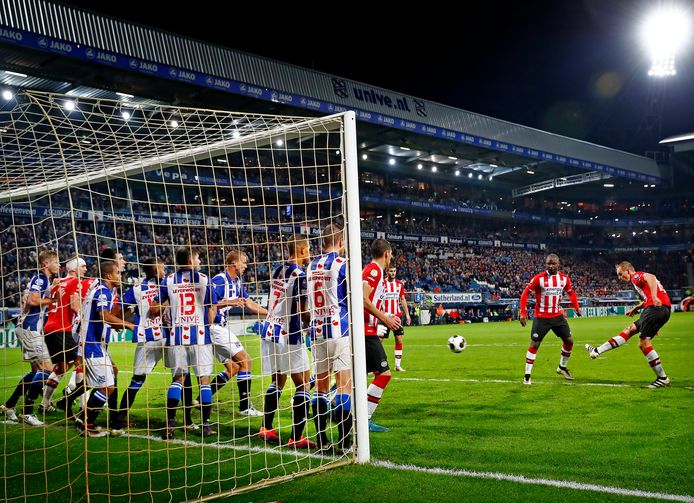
43, 276, 93, 334
362, 262, 385, 337
631, 272, 670, 308
520, 272, 580, 319
382, 279, 405, 317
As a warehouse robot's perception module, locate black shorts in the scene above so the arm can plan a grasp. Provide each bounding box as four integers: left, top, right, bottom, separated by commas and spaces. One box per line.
365, 336, 390, 374
382, 327, 405, 339
635, 306, 671, 339
44, 331, 78, 365
530, 315, 571, 342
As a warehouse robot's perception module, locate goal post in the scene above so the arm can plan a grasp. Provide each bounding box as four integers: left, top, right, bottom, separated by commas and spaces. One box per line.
342, 111, 370, 464
0, 91, 367, 501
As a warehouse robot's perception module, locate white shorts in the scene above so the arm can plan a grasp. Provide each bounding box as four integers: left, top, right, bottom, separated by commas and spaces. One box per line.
15, 327, 50, 364
261, 338, 310, 375
210, 324, 245, 363
85, 353, 116, 388
312, 337, 351, 375
132, 339, 166, 375
168, 344, 214, 377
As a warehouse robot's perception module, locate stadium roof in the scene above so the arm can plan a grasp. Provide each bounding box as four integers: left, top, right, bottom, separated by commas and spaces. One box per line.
0, 0, 664, 195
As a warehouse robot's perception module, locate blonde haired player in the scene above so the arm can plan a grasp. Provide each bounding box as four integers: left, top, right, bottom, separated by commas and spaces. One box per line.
586, 261, 672, 388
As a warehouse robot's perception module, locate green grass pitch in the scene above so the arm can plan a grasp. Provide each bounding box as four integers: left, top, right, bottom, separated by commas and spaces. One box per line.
1, 313, 692, 502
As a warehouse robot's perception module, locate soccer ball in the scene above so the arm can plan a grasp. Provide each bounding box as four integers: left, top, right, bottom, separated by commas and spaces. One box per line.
448, 335, 466, 353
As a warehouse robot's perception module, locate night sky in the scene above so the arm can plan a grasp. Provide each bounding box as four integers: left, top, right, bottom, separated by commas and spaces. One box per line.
62, 0, 694, 154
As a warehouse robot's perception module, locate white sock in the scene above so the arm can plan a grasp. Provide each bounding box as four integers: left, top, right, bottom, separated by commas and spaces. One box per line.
64, 370, 78, 395
525, 347, 537, 375
559, 344, 572, 368
41, 372, 62, 406
643, 347, 667, 378
597, 332, 629, 355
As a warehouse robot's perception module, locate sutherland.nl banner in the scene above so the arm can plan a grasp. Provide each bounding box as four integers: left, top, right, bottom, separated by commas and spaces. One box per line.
429, 293, 484, 304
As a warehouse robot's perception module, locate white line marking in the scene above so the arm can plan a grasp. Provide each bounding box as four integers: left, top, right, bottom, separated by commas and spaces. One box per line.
373, 460, 694, 502
393, 376, 637, 388
5, 373, 688, 389
125, 433, 337, 461
409, 339, 683, 348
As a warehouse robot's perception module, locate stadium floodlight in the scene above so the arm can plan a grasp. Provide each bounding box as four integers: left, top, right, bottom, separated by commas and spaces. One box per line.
275, 139, 284, 147
169, 119, 179, 128
468, 172, 473, 178
121, 111, 131, 121
526, 170, 535, 174
116, 91, 134, 99
362, 153, 368, 160
432, 166, 437, 172
478, 174, 483, 180
2, 89, 13, 100
640, 5, 691, 77
389, 158, 396, 165
417, 163, 423, 170
455, 170, 460, 176
604, 183, 615, 187
63, 100, 76, 111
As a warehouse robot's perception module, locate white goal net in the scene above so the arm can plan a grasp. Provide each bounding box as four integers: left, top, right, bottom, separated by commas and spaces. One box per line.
0, 91, 366, 501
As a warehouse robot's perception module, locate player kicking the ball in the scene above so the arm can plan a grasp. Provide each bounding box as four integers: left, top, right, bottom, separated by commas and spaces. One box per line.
586, 261, 672, 388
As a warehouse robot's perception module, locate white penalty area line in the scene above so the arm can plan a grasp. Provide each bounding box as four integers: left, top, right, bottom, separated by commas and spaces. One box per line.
373, 460, 694, 502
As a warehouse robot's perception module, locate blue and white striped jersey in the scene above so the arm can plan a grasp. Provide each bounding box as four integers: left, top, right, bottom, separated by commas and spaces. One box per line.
210, 271, 249, 325
20, 272, 51, 332
159, 269, 215, 346
79, 280, 114, 358
261, 262, 307, 345
307, 252, 349, 339
122, 277, 166, 343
